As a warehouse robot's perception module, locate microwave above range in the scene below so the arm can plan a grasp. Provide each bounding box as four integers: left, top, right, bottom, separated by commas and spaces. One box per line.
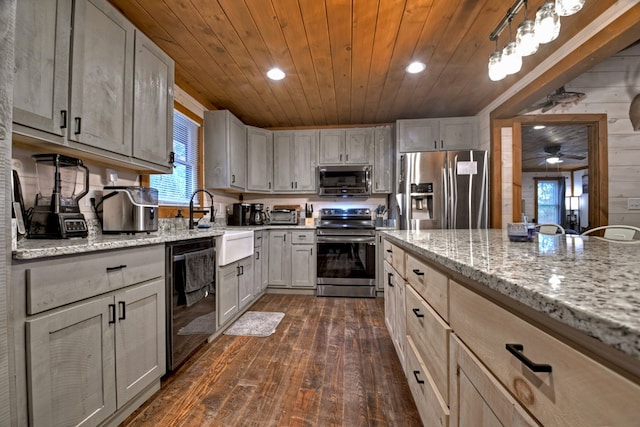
317, 165, 371, 197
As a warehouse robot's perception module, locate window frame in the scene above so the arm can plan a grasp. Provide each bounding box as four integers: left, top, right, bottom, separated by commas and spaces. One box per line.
142, 102, 204, 218
534, 177, 565, 225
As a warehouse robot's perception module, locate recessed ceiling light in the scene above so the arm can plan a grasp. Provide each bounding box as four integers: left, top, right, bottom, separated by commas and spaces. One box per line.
406, 61, 426, 74
267, 68, 286, 80
534, 125, 546, 130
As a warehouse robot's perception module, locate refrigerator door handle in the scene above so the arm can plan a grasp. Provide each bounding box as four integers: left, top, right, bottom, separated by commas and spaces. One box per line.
442, 163, 449, 229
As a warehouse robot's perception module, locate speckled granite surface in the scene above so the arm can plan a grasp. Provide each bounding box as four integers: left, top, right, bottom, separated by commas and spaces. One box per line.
382, 229, 640, 362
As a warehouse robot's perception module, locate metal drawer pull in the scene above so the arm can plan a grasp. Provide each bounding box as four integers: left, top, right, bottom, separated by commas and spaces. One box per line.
385, 249, 392, 253
118, 301, 126, 320
387, 272, 394, 287
108, 304, 116, 324
106, 264, 127, 272
506, 343, 552, 373
60, 110, 67, 129
74, 117, 81, 134
412, 308, 424, 318
413, 370, 425, 384
412, 268, 424, 276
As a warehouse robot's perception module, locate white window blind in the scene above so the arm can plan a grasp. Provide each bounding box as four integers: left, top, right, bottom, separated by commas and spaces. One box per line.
150, 110, 199, 205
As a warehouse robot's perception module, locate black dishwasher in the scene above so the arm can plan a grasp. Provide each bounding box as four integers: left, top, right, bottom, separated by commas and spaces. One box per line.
165, 237, 216, 372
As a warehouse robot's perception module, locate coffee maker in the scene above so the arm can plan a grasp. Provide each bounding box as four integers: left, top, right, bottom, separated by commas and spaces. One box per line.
228, 203, 251, 226
27, 154, 89, 239
250, 203, 267, 225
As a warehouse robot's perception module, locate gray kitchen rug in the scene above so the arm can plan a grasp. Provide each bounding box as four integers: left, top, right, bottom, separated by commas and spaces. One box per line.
178, 311, 216, 336
224, 311, 285, 337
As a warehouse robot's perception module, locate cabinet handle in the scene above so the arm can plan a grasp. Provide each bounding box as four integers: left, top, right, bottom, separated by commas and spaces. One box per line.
413, 370, 425, 385
505, 344, 552, 373
240, 265, 244, 275
60, 110, 67, 129
440, 140, 444, 150
236, 266, 241, 277
118, 301, 126, 320
295, 181, 298, 189
232, 174, 235, 183
106, 264, 127, 272
387, 272, 394, 287
256, 251, 260, 260
346, 154, 349, 161
291, 181, 294, 189
74, 117, 81, 135
412, 268, 424, 276
412, 308, 424, 318
284, 234, 286, 242
108, 304, 116, 324
269, 182, 271, 189
310, 248, 312, 256
385, 249, 392, 253
340, 154, 343, 161
433, 140, 437, 149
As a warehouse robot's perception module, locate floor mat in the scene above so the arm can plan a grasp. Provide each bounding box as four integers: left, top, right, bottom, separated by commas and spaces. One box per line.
223, 311, 285, 337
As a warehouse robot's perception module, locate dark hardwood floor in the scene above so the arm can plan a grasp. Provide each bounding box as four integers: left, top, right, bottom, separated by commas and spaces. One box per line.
121, 294, 422, 427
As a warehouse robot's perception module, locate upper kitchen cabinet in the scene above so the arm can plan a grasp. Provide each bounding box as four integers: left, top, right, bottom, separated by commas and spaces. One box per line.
68, 0, 135, 156
204, 110, 247, 191
318, 128, 373, 165
273, 130, 318, 193
397, 117, 478, 152
13, 0, 72, 142
13, 0, 175, 173
372, 126, 393, 193
247, 126, 273, 192
132, 30, 175, 172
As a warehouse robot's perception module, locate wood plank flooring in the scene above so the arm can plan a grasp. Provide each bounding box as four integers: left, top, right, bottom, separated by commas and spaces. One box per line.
121, 294, 422, 427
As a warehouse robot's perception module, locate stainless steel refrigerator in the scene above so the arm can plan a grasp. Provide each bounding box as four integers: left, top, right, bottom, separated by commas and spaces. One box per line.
399, 150, 488, 230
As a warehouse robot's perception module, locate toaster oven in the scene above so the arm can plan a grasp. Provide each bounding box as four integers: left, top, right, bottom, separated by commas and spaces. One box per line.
270, 209, 298, 225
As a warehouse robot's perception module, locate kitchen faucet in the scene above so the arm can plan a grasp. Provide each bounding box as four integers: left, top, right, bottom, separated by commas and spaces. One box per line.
189, 189, 215, 229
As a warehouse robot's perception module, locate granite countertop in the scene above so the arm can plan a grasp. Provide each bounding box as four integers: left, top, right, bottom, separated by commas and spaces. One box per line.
381, 229, 640, 362
13, 224, 316, 261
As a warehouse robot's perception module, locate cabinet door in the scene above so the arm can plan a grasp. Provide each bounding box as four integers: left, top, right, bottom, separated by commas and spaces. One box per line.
318, 129, 345, 164
450, 335, 538, 427
254, 247, 263, 296
261, 234, 270, 292
114, 279, 165, 407
345, 128, 373, 164
69, 0, 135, 155
292, 130, 318, 192
395, 274, 406, 369
373, 126, 393, 193
383, 261, 396, 339
273, 132, 294, 191
440, 117, 478, 150
291, 244, 316, 288
229, 113, 247, 190
218, 263, 239, 326
268, 231, 291, 287
238, 256, 254, 309
13, 0, 71, 140
132, 30, 174, 171
26, 296, 116, 427
247, 126, 273, 192
398, 118, 439, 152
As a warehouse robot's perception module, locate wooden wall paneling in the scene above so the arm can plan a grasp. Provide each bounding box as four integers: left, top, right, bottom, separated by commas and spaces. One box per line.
349, 0, 378, 125
512, 121, 522, 223
298, 1, 339, 125
243, 1, 315, 126
489, 118, 510, 229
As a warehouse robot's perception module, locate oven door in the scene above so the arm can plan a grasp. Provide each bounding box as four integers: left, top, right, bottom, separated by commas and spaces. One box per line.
316, 231, 376, 297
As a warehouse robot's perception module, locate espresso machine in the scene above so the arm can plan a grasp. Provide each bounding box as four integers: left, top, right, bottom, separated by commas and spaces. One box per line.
250, 203, 267, 225
27, 154, 89, 239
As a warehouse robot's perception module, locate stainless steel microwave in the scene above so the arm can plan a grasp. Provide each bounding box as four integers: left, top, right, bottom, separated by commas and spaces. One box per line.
317, 165, 371, 197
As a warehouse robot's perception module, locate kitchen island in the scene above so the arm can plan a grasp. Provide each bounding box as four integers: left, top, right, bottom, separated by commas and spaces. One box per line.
381, 228, 640, 426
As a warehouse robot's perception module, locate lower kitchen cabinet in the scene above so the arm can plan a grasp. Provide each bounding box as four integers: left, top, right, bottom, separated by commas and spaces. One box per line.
218, 255, 254, 327
268, 229, 316, 289
253, 231, 269, 296
238, 256, 254, 309
11, 245, 166, 427
383, 260, 405, 369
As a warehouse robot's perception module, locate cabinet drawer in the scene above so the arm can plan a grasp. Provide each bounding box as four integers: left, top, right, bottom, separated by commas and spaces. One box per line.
406, 253, 448, 321
383, 240, 405, 278
291, 230, 315, 244
406, 284, 451, 404
405, 335, 449, 427
450, 282, 640, 426
26, 245, 164, 315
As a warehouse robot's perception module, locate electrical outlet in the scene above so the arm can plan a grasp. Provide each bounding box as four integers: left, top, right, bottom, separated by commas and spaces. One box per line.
628, 198, 640, 210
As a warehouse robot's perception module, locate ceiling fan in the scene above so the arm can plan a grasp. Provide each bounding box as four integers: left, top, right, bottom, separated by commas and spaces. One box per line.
540, 144, 586, 164
529, 86, 586, 113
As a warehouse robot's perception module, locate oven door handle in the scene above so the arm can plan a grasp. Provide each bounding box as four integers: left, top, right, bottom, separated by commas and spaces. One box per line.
316, 235, 375, 244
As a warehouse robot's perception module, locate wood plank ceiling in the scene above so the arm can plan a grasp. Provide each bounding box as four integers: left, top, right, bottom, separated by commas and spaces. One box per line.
108, 0, 618, 128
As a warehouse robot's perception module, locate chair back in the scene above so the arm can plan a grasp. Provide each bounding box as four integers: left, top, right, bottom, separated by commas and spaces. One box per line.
581, 225, 640, 241
538, 223, 565, 235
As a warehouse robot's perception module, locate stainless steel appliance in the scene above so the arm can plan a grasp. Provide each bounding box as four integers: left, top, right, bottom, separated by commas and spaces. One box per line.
166, 237, 216, 372
26, 153, 89, 239
228, 203, 251, 226
316, 208, 376, 297
318, 165, 371, 197
270, 209, 298, 225
250, 203, 267, 225
399, 150, 488, 230
100, 186, 158, 234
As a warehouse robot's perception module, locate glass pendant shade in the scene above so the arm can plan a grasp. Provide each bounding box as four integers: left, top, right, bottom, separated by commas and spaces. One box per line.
535, 2, 561, 44
555, 0, 585, 16
488, 50, 506, 81
516, 19, 539, 56
501, 42, 522, 75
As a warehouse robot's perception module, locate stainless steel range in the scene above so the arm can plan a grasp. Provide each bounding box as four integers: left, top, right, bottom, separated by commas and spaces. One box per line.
316, 208, 376, 297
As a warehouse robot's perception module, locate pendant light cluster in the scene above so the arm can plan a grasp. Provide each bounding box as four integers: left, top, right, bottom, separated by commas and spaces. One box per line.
488, 0, 585, 82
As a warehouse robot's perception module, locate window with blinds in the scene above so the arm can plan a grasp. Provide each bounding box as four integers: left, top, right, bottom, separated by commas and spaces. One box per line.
150, 110, 199, 205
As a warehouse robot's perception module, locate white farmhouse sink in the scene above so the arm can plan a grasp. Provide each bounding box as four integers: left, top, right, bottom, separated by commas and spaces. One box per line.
218, 230, 254, 266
